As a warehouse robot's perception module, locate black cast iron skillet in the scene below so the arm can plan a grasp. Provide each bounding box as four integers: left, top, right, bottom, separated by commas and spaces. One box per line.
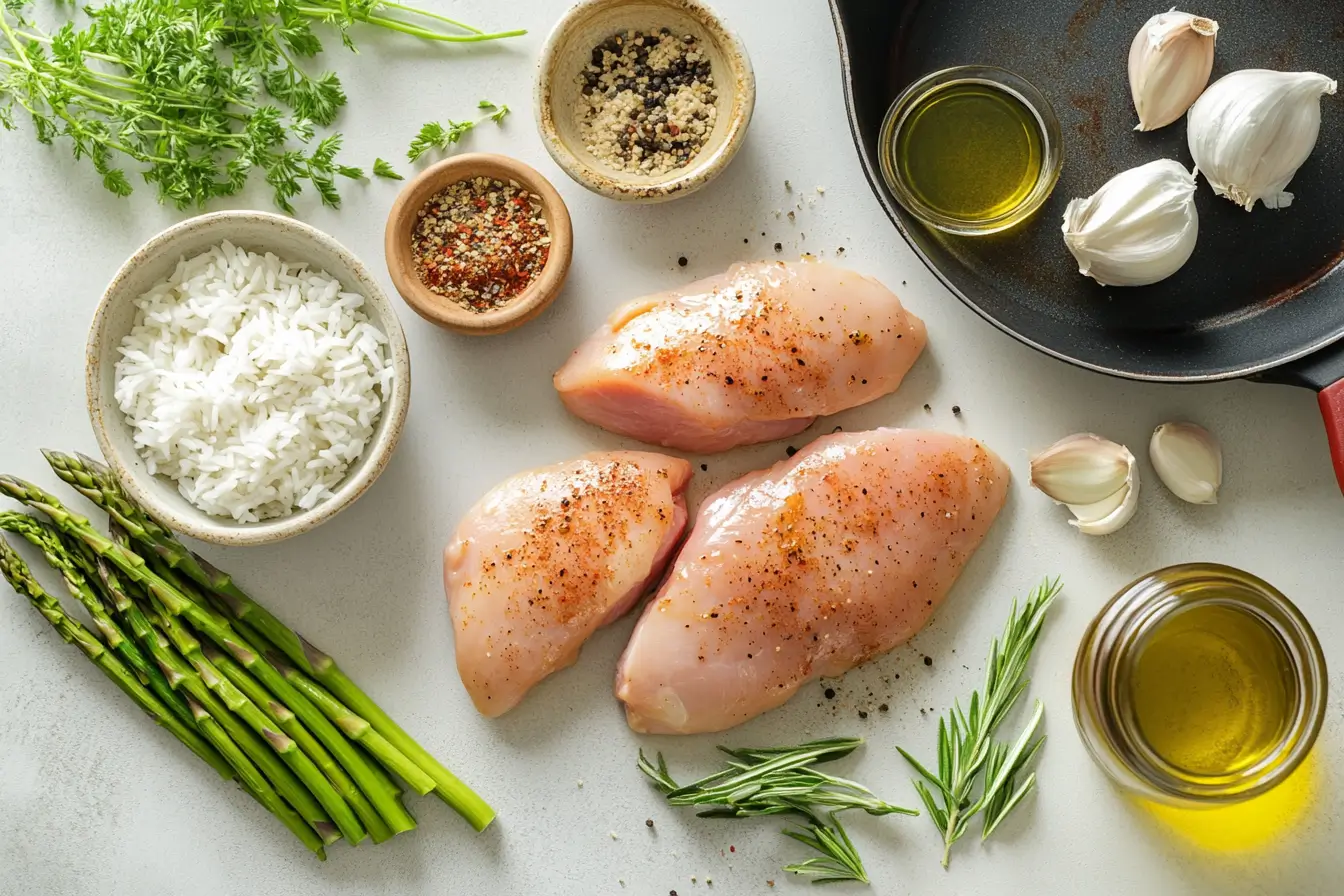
829, 0, 1344, 486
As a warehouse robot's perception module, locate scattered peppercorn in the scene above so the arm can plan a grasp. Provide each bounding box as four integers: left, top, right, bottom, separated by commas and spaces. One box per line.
646, 818, 655, 828
410, 177, 551, 312
923, 403, 931, 412
578, 30, 717, 176
923, 655, 933, 666
773, 241, 782, 252
879, 703, 889, 712
700, 463, 708, 471
824, 687, 835, 699
786, 445, 797, 457
858, 710, 868, 719
952, 405, 962, 416
677, 255, 688, 267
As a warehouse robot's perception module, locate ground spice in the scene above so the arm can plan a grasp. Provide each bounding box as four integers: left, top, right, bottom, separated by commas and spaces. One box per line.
410, 177, 551, 312
578, 28, 717, 176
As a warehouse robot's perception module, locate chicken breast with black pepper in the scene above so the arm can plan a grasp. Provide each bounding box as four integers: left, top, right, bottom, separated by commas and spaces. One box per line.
553, 259, 927, 453
445, 452, 692, 717
615, 429, 1008, 734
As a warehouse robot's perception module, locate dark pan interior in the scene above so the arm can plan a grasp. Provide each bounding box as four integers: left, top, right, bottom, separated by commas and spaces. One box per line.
832, 0, 1344, 381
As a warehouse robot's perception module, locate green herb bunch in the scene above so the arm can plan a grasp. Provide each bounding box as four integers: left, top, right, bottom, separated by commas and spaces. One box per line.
640, 737, 917, 884
0, 0, 522, 211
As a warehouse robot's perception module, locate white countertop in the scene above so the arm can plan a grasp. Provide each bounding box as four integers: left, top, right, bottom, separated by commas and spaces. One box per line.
2, 2, 1340, 893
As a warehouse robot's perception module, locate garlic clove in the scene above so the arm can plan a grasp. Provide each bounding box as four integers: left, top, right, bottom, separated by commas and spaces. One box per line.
1069, 470, 1139, 536
1128, 10, 1218, 132
1188, 69, 1337, 211
1030, 433, 1133, 505
1062, 160, 1199, 287
1150, 421, 1221, 504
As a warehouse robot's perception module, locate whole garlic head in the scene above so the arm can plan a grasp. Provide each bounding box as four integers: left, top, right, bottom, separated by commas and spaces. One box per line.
1062, 160, 1199, 287
1031, 434, 1140, 536
1150, 422, 1221, 503
1188, 69, 1337, 211
1129, 10, 1218, 132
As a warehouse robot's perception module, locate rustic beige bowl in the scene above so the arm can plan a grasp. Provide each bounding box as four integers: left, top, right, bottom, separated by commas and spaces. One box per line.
86, 211, 412, 547
384, 153, 574, 335
535, 0, 755, 203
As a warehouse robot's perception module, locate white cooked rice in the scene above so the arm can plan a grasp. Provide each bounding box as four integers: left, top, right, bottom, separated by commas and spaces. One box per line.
114, 241, 393, 523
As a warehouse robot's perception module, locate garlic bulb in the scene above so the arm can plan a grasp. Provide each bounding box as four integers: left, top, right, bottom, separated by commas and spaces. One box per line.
1187, 69, 1337, 211
1062, 160, 1199, 287
1128, 10, 1218, 132
1031, 434, 1140, 536
1150, 422, 1221, 503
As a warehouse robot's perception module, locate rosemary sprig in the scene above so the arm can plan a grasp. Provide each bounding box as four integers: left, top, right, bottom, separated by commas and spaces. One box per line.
896, 577, 1061, 868
639, 737, 916, 884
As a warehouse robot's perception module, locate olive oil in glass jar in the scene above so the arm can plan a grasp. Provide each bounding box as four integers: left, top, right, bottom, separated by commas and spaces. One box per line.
1073, 564, 1326, 805
879, 66, 1063, 236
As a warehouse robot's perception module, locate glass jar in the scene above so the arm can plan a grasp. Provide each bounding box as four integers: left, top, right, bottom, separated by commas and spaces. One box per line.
1073, 563, 1326, 805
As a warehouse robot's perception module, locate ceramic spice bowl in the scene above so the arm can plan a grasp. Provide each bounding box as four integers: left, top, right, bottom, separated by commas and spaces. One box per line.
85, 211, 412, 547
534, 0, 755, 203
384, 153, 574, 335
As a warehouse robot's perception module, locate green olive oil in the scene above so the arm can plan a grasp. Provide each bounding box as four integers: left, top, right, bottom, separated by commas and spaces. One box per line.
1128, 603, 1296, 778
893, 83, 1044, 224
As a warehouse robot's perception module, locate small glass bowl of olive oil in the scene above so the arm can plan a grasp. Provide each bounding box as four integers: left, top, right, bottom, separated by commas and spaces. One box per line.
1073, 564, 1326, 806
878, 66, 1063, 236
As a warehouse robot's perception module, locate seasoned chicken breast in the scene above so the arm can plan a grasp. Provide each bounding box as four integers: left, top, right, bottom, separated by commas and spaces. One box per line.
615, 429, 1008, 734
553, 259, 927, 453
445, 452, 692, 717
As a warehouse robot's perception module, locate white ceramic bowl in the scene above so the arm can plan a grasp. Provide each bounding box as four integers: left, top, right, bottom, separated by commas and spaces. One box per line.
535, 0, 755, 203
85, 211, 412, 547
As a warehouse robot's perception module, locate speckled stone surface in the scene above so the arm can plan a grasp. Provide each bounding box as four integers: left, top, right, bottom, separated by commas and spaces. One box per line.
1, 1, 1341, 894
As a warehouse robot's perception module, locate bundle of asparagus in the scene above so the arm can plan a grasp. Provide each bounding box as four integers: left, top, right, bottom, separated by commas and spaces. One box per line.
0, 451, 492, 858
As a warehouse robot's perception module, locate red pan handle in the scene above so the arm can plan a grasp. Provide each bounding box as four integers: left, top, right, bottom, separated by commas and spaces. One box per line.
1318, 380, 1344, 493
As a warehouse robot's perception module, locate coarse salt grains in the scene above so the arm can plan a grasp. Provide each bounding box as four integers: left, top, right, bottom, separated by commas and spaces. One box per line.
577, 28, 718, 176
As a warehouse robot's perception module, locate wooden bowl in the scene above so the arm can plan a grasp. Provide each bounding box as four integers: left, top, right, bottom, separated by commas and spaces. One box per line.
384, 153, 574, 335
534, 0, 755, 203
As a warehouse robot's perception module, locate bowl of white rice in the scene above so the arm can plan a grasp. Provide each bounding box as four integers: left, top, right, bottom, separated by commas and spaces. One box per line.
86, 211, 411, 546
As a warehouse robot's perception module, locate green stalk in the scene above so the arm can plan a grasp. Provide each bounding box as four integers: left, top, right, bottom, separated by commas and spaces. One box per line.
203, 640, 399, 843
0, 512, 196, 729
262, 647, 436, 795
146, 596, 364, 845
0, 538, 234, 781
185, 695, 328, 858
40, 456, 492, 829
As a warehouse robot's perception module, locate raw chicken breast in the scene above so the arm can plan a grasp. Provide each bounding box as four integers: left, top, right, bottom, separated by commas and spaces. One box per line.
446, 452, 692, 717
553, 259, 927, 453
615, 429, 1008, 734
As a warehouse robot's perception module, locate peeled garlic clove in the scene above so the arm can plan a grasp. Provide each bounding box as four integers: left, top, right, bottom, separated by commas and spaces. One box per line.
1150, 421, 1221, 503
1128, 10, 1218, 132
1030, 433, 1133, 505
1062, 160, 1199, 287
1188, 69, 1337, 211
1069, 471, 1139, 536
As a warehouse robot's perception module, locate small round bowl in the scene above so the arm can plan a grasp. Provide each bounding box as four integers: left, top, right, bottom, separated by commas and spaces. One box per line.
534, 0, 755, 203
384, 153, 573, 335
86, 211, 411, 547
878, 65, 1063, 236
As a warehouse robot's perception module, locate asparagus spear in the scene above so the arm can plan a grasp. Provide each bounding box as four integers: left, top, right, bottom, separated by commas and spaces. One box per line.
92, 552, 342, 848
139, 550, 415, 833
37, 455, 495, 830
202, 640, 399, 844
0, 537, 234, 780
0, 512, 196, 729
144, 595, 366, 845
185, 695, 328, 858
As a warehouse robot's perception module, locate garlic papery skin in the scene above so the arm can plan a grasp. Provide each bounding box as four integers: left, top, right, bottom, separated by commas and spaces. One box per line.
1030, 433, 1133, 505
1128, 10, 1218, 131
1187, 69, 1337, 211
1150, 421, 1221, 504
1062, 160, 1199, 287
